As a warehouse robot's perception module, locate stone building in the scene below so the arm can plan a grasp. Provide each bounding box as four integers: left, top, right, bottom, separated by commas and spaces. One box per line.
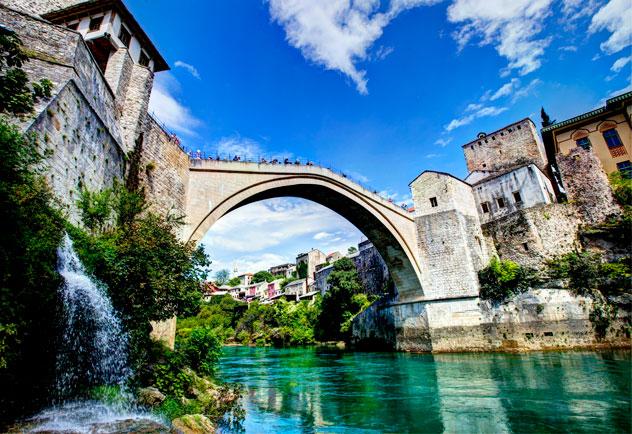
268, 263, 296, 278
296, 249, 327, 284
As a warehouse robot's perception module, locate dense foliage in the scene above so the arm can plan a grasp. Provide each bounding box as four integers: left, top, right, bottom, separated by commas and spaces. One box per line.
316, 257, 376, 341
0, 119, 65, 422
252, 270, 277, 283
70, 186, 207, 372
178, 295, 321, 347
547, 252, 631, 298
478, 257, 538, 303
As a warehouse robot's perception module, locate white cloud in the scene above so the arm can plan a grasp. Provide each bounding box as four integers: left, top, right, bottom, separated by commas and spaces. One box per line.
487, 78, 520, 101
558, 45, 578, 52
510, 78, 542, 102
434, 137, 452, 147
561, 0, 600, 21
345, 170, 370, 183
447, 0, 553, 75
148, 73, 202, 136
174, 60, 201, 79
267, 0, 439, 94
611, 55, 631, 73
425, 153, 444, 158
445, 105, 507, 131
213, 136, 264, 160
202, 198, 362, 254
313, 231, 332, 240
590, 0, 632, 54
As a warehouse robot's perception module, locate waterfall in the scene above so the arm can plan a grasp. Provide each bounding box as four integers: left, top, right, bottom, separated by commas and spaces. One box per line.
12, 234, 168, 433
55, 233, 130, 397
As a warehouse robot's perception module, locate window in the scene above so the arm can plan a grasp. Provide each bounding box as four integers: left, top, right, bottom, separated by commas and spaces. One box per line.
118, 25, 131, 47
575, 137, 591, 150
497, 197, 505, 208
481, 202, 490, 213
89, 16, 104, 31
429, 197, 438, 207
517, 125, 522, 130
603, 129, 623, 149
66, 21, 79, 30
513, 191, 523, 204
138, 50, 150, 67
617, 160, 632, 178
522, 242, 529, 252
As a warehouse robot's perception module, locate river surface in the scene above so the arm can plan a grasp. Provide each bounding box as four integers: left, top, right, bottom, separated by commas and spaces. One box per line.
218, 346, 630, 433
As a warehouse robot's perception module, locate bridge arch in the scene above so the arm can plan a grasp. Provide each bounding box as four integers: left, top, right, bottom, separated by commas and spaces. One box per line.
184, 161, 424, 300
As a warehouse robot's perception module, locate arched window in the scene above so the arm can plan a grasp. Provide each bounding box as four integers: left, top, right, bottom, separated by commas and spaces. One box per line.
571, 129, 591, 150
603, 128, 623, 149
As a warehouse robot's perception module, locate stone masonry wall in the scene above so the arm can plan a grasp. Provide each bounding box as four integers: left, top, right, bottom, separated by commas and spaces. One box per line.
353, 243, 391, 296
118, 64, 154, 153
482, 203, 582, 269
138, 115, 190, 219
29, 81, 126, 222
557, 147, 621, 225
1, 6, 123, 145
0, 0, 84, 16
411, 172, 490, 299
462, 119, 548, 174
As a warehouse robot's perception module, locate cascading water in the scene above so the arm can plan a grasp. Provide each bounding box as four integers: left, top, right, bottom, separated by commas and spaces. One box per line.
55, 233, 130, 397
11, 234, 169, 433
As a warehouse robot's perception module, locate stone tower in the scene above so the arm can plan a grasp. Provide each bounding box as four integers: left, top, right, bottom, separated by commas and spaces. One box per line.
409, 171, 490, 299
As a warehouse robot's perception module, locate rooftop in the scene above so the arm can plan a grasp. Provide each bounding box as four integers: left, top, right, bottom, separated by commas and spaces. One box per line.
541, 91, 632, 133
42, 0, 169, 71
461, 118, 534, 148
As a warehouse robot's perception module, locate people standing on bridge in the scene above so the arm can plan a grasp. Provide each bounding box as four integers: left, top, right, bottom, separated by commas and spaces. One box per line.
284, 158, 290, 164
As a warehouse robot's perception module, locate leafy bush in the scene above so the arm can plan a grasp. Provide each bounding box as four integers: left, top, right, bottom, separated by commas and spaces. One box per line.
478, 257, 537, 303
226, 277, 241, 287
156, 397, 201, 420
547, 252, 631, 297
609, 171, 632, 207
252, 270, 275, 283
178, 327, 223, 376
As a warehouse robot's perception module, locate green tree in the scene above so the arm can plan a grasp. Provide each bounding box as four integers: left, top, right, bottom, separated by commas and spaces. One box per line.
214, 269, 230, 286
226, 277, 241, 287
316, 257, 372, 341
252, 270, 274, 283
0, 119, 65, 420
347, 246, 358, 254
70, 188, 208, 371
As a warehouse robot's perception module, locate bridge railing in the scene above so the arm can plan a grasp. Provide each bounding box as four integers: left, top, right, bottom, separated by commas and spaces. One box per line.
148, 111, 413, 212
187, 150, 413, 212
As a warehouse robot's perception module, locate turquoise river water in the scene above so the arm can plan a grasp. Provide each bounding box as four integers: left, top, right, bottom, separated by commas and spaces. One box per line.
218, 347, 630, 433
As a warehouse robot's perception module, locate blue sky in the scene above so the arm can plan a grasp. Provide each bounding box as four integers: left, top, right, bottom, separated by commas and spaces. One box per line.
128, 0, 631, 276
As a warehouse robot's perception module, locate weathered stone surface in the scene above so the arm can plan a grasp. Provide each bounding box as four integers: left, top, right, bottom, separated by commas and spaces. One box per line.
171, 414, 215, 434
29, 81, 126, 223
557, 147, 621, 225
482, 203, 582, 269
352, 289, 631, 352
138, 387, 166, 407
462, 119, 548, 175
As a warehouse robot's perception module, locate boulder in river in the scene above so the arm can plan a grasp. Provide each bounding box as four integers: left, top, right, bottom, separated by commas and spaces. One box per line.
171, 414, 215, 434
138, 386, 166, 407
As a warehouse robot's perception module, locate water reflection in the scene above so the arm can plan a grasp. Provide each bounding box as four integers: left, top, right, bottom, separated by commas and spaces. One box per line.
218, 347, 630, 433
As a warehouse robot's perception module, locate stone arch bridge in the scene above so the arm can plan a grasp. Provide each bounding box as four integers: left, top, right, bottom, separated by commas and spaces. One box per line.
184, 159, 423, 301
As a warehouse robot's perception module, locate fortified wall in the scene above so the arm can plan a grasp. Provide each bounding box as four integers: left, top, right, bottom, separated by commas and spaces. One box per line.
353, 116, 630, 352
0, 0, 188, 222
